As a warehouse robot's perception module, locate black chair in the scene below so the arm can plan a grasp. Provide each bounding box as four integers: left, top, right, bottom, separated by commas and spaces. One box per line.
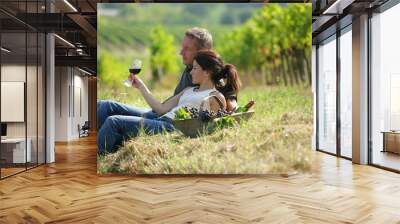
78, 121, 90, 138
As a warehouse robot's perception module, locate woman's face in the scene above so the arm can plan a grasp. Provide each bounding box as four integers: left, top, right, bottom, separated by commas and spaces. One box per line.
190, 60, 209, 84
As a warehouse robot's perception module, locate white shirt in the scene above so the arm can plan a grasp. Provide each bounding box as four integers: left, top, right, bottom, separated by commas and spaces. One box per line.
162, 87, 217, 119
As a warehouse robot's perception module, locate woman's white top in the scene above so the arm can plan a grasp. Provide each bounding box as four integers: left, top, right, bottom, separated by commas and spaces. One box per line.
162, 87, 217, 119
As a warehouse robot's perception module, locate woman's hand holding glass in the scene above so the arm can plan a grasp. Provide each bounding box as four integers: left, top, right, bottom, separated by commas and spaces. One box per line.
124, 59, 142, 87
129, 75, 145, 90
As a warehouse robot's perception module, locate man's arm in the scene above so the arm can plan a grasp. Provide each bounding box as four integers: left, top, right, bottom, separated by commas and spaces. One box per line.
218, 87, 238, 112
226, 98, 237, 112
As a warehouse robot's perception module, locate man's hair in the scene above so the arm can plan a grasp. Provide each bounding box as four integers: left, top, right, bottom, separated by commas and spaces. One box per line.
185, 27, 213, 50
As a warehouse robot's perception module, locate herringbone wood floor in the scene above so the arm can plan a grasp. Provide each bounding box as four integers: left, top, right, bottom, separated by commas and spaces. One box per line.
1, 135, 400, 224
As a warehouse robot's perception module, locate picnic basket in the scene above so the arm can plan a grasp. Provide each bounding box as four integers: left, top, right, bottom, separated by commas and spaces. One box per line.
173, 111, 255, 138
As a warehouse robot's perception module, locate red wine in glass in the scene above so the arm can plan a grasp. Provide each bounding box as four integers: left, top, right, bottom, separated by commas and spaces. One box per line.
124, 59, 142, 87
129, 68, 141, 74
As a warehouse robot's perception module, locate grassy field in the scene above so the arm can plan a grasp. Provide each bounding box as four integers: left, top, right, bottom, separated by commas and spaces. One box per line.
97, 85, 314, 175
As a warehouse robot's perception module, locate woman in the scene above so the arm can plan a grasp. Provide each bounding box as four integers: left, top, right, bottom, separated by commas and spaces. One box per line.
97, 50, 241, 154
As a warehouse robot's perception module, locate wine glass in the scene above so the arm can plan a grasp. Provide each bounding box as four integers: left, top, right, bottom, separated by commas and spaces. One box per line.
124, 59, 142, 87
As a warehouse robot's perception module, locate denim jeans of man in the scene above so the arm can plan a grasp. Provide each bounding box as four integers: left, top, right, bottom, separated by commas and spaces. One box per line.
97, 100, 175, 154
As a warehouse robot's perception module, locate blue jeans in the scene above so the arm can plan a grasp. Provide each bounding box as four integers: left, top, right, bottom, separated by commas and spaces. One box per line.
97, 100, 175, 154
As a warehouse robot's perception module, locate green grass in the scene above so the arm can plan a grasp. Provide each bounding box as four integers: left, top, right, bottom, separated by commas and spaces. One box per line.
97, 85, 315, 175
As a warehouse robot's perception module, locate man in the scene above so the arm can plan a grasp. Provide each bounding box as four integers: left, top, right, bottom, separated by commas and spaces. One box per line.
97, 27, 237, 130
168, 27, 238, 111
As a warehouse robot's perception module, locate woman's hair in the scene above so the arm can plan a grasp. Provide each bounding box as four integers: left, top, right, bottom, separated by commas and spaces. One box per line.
193, 50, 241, 96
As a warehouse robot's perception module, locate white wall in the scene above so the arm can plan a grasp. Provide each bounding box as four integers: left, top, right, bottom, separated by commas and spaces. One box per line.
55, 66, 69, 141
74, 72, 89, 137
55, 67, 89, 141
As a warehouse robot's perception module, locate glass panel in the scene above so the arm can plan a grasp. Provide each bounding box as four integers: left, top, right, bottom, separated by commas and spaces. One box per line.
371, 4, 400, 171
27, 31, 38, 169
38, 32, 45, 165
340, 28, 352, 158
0, 1, 46, 178
317, 36, 337, 154
26, 0, 39, 169
1, 21, 27, 177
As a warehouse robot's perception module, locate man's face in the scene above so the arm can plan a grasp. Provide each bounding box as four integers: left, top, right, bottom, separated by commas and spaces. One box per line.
180, 36, 199, 66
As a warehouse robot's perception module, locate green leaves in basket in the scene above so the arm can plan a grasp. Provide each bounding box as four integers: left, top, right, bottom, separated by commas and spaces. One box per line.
235, 100, 255, 113
214, 116, 236, 129
174, 107, 191, 120
235, 106, 247, 113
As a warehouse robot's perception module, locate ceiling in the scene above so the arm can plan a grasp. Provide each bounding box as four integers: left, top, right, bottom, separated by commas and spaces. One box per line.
312, 0, 390, 44
0, 0, 100, 74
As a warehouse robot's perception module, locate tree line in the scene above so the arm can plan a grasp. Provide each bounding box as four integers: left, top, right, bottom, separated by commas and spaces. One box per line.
217, 4, 312, 86
148, 4, 312, 86
98, 4, 312, 89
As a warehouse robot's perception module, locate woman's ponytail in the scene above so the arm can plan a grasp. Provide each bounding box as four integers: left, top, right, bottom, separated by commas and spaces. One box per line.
220, 64, 241, 96
194, 49, 241, 96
